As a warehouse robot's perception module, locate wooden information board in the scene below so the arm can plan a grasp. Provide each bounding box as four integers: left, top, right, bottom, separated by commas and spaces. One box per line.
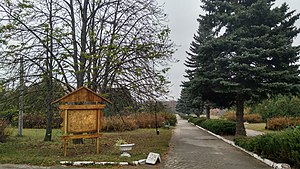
52, 87, 110, 156
67, 110, 97, 133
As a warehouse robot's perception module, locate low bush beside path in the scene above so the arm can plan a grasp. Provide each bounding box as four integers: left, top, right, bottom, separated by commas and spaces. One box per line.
235, 128, 300, 169
185, 115, 299, 168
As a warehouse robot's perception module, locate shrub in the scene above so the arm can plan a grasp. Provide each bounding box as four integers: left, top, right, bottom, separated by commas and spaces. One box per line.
0, 109, 18, 126
23, 113, 62, 129
189, 117, 207, 126
163, 113, 177, 126
101, 116, 139, 132
0, 120, 10, 142
52, 114, 63, 128
252, 95, 300, 121
222, 110, 236, 122
101, 112, 175, 132
188, 117, 236, 135
223, 110, 262, 123
134, 113, 164, 128
244, 114, 263, 123
23, 113, 46, 129
199, 119, 236, 135
235, 129, 300, 168
123, 116, 139, 130
266, 117, 300, 130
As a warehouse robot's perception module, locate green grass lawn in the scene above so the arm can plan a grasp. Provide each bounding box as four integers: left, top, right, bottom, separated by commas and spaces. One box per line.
222, 123, 276, 141
0, 128, 172, 166
244, 123, 275, 133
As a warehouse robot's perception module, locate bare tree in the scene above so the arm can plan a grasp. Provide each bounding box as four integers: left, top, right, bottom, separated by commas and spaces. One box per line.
0, 0, 175, 140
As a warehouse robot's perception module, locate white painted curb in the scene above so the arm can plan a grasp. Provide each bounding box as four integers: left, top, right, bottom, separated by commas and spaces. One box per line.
60, 159, 146, 166
192, 123, 291, 169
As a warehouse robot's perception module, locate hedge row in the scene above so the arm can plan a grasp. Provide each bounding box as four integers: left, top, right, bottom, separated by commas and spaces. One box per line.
188, 117, 206, 124
0, 112, 62, 129
266, 117, 300, 130
234, 129, 300, 168
189, 117, 236, 135
200, 119, 236, 135
101, 112, 177, 132
1, 111, 176, 131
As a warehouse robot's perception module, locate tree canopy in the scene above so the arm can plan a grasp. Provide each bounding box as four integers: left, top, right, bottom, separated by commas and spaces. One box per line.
0, 0, 175, 140
0, 0, 174, 99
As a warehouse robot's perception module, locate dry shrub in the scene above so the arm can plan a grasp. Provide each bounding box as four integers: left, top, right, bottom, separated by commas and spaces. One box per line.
121, 116, 139, 131
266, 117, 300, 130
131, 113, 151, 128
22, 113, 62, 129
292, 117, 300, 126
223, 110, 236, 121
101, 112, 173, 132
101, 116, 138, 132
244, 114, 263, 123
244, 107, 251, 114
134, 113, 164, 128
0, 119, 10, 142
23, 113, 46, 128
223, 110, 262, 123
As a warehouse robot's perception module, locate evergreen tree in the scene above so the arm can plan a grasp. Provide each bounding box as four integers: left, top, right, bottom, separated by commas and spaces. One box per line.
184, 0, 300, 135
181, 3, 234, 117
176, 88, 193, 116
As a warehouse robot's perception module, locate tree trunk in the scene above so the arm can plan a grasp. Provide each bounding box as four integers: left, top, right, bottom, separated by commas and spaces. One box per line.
235, 94, 246, 136
77, 0, 89, 88
44, 0, 54, 141
68, 0, 80, 88
44, 72, 54, 141
72, 0, 89, 144
18, 55, 24, 137
206, 105, 210, 119
89, 2, 98, 92
44, 87, 54, 141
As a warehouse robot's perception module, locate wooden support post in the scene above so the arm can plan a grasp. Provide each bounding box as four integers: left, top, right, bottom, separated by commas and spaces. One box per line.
63, 139, 68, 156
63, 110, 68, 156
96, 137, 100, 154
96, 109, 100, 154
100, 111, 103, 129
64, 110, 68, 134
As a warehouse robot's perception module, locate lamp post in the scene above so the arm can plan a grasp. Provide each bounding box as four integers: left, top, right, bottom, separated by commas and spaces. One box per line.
155, 101, 159, 135
18, 55, 24, 137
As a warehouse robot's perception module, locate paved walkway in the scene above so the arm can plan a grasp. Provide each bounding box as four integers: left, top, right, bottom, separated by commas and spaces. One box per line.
163, 115, 271, 169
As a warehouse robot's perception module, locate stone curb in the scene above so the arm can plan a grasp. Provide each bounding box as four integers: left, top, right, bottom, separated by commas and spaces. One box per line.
60, 159, 146, 167
192, 123, 291, 169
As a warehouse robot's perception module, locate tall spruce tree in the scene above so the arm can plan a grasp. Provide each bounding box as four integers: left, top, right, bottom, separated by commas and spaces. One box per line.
181, 3, 235, 117
181, 15, 211, 115
176, 88, 193, 115
184, 0, 300, 136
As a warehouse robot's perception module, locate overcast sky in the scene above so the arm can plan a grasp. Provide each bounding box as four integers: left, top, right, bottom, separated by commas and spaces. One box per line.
157, 0, 300, 100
